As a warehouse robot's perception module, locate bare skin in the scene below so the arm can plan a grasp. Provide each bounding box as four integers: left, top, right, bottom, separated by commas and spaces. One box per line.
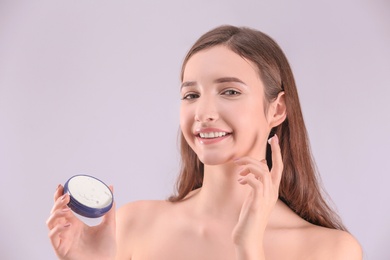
116, 196, 362, 260
48, 181, 362, 260
115, 135, 361, 259
47, 46, 362, 259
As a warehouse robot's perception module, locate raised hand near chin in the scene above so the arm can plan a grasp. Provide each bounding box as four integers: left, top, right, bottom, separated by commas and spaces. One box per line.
232, 135, 283, 259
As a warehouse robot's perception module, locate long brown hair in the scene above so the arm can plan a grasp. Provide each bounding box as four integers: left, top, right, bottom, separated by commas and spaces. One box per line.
169, 25, 346, 231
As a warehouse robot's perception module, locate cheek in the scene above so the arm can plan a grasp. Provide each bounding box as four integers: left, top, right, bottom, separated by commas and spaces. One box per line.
234, 106, 269, 136
179, 107, 193, 138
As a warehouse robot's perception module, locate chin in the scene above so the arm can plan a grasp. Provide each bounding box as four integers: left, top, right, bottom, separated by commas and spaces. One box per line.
198, 154, 234, 166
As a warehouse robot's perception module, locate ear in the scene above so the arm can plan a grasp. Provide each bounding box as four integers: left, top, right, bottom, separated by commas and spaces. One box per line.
268, 91, 287, 128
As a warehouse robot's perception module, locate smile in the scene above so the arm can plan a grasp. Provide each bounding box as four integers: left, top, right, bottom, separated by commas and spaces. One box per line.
199, 132, 229, 139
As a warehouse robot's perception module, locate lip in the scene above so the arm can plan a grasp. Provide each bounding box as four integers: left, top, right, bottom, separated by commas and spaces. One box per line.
194, 127, 232, 145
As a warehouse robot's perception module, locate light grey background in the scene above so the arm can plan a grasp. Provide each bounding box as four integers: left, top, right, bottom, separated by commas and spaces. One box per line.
0, 0, 389, 259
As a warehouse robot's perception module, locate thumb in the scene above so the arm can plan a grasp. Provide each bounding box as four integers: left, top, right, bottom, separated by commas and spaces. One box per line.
101, 185, 116, 227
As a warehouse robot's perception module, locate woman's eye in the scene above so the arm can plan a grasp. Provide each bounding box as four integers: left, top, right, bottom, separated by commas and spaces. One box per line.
222, 89, 241, 96
182, 93, 199, 100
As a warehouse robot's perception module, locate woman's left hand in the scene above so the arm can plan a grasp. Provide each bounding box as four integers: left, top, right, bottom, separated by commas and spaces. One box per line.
232, 135, 283, 259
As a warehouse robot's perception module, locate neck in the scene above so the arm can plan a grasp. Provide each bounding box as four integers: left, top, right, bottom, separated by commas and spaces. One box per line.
192, 161, 251, 219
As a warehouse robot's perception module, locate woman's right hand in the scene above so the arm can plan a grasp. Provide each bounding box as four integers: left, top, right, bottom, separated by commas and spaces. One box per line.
46, 185, 116, 260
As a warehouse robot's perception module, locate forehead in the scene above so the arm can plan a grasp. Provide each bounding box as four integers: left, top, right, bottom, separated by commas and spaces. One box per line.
182, 45, 260, 83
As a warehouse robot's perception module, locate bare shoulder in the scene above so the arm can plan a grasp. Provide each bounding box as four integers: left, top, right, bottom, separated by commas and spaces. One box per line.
307, 225, 363, 260
116, 199, 171, 228
267, 201, 363, 260
269, 221, 362, 260
117, 200, 169, 215
115, 200, 172, 258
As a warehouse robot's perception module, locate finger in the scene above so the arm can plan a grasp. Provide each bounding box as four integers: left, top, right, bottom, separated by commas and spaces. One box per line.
239, 168, 272, 196
48, 222, 71, 250
234, 157, 268, 167
54, 185, 64, 202
50, 193, 70, 215
237, 163, 269, 178
234, 157, 269, 178
102, 185, 116, 227
238, 174, 264, 202
270, 134, 283, 185
46, 207, 72, 230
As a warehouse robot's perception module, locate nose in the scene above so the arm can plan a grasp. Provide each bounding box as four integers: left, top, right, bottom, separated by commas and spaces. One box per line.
194, 96, 219, 123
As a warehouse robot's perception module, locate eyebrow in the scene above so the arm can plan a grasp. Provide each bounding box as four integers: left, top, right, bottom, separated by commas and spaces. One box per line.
181, 77, 247, 89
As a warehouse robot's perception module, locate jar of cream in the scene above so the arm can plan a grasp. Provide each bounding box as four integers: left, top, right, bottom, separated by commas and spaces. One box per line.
63, 174, 113, 218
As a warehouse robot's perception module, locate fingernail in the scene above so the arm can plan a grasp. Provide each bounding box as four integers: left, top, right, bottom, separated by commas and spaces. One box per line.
274, 134, 279, 144
61, 194, 67, 201
268, 134, 279, 145
237, 177, 245, 183
56, 184, 61, 190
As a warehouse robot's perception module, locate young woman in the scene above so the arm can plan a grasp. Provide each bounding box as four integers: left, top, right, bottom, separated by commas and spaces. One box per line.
47, 25, 362, 259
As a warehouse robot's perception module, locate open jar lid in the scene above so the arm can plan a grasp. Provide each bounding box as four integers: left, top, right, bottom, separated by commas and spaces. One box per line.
64, 174, 113, 218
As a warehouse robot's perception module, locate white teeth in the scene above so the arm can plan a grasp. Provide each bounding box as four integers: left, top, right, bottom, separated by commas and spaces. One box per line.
199, 132, 228, 138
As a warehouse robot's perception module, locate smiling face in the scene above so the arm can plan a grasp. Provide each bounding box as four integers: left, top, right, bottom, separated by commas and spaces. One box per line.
180, 45, 276, 165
